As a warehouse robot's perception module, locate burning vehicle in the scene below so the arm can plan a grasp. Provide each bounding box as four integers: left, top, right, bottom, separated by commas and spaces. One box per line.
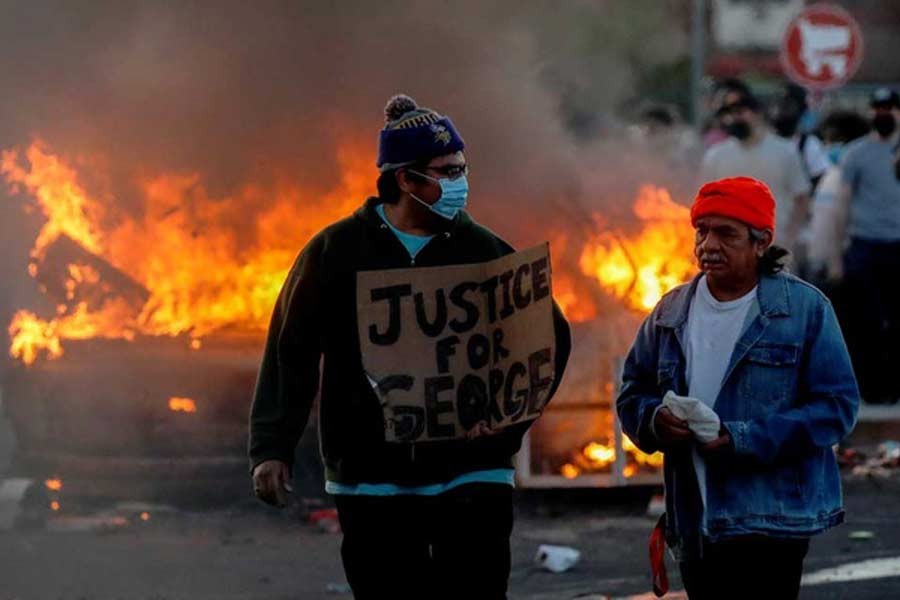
2, 139, 696, 501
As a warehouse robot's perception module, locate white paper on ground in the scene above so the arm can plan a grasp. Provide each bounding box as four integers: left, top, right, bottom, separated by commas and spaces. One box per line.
535, 544, 581, 573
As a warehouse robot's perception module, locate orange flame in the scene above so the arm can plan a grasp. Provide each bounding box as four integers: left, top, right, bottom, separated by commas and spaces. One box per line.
168, 397, 198, 413
45, 478, 63, 491
580, 185, 696, 312
1, 142, 104, 260
5, 139, 696, 366
560, 463, 580, 479
583, 441, 616, 466
4, 139, 370, 364
50, 501, 60, 511
9, 301, 137, 365
551, 271, 597, 323
623, 435, 664, 469
562, 437, 664, 478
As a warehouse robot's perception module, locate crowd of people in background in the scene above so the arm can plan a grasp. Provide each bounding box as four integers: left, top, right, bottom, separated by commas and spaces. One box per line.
633, 78, 900, 405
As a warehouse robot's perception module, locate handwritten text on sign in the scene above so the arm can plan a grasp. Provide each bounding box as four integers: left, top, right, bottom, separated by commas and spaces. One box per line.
356, 244, 556, 442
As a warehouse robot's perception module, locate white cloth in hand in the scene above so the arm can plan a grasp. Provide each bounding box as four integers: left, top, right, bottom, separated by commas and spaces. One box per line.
662, 391, 721, 443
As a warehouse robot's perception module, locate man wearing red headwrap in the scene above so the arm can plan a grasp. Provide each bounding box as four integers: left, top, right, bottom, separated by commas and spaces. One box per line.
617, 177, 859, 599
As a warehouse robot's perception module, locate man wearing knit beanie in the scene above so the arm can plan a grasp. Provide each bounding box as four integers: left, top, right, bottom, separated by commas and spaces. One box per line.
618, 177, 858, 598
249, 94, 571, 599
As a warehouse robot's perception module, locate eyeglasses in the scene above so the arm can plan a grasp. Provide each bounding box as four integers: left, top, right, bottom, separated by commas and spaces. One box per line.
420, 163, 469, 180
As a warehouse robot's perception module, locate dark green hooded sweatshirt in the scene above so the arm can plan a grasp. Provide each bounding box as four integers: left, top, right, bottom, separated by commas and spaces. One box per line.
248, 197, 571, 486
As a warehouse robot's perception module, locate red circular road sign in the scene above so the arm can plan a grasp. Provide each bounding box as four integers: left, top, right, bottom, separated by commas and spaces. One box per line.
781, 3, 864, 90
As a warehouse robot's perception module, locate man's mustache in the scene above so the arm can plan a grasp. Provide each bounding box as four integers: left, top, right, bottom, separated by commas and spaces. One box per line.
699, 252, 725, 264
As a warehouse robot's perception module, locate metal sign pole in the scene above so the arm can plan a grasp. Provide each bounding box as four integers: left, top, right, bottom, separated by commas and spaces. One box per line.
690, 0, 708, 130
612, 356, 626, 486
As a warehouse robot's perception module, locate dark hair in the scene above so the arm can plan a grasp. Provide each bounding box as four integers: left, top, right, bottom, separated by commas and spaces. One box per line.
780, 83, 808, 112
376, 164, 429, 204
769, 85, 808, 136
818, 110, 871, 144
640, 104, 677, 127
376, 170, 401, 204
713, 77, 751, 97
749, 228, 790, 274
732, 90, 762, 113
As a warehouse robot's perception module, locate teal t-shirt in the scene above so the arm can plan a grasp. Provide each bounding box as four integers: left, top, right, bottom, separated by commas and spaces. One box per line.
375, 203, 433, 258
326, 469, 515, 496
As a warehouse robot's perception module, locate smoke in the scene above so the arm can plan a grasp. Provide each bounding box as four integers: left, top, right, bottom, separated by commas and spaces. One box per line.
0, 1, 690, 327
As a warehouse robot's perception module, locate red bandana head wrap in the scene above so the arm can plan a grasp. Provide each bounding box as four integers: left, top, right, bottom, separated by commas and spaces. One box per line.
690, 176, 776, 232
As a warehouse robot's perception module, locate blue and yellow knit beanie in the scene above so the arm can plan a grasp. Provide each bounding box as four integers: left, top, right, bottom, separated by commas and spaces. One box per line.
377, 94, 465, 172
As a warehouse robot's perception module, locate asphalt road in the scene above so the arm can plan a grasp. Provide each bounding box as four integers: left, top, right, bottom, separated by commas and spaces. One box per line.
510, 477, 900, 599
2, 399, 898, 599
1, 475, 898, 600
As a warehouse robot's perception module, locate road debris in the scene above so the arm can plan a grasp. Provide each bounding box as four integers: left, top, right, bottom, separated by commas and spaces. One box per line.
535, 544, 581, 573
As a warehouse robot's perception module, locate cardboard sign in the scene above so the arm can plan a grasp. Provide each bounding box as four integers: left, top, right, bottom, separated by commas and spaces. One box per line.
356, 244, 556, 443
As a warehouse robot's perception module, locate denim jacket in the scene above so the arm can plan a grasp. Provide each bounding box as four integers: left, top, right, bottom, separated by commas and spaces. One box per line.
617, 272, 859, 556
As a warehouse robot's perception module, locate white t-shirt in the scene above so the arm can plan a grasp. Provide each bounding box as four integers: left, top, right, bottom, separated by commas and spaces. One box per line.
700, 132, 811, 234
685, 276, 758, 513
807, 165, 843, 270
797, 133, 831, 181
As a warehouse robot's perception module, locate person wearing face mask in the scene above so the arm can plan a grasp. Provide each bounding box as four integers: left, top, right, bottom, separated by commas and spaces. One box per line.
702, 78, 753, 149
806, 111, 870, 291
248, 94, 571, 600
830, 88, 900, 404
699, 87, 812, 255
770, 84, 830, 194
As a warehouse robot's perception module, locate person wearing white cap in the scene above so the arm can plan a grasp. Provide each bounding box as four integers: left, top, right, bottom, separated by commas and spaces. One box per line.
830, 88, 900, 404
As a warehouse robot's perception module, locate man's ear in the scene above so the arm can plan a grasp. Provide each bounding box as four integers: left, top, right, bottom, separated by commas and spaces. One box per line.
396, 168, 413, 194
756, 229, 774, 256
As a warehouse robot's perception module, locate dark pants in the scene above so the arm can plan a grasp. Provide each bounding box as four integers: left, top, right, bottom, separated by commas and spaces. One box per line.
841, 238, 900, 403
334, 483, 513, 600
679, 536, 810, 600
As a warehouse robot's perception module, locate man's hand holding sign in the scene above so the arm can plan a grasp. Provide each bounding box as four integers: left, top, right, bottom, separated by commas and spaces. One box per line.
357, 243, 557, 443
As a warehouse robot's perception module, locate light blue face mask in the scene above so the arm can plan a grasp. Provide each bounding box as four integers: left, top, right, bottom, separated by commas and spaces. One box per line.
409, 172, 469, 220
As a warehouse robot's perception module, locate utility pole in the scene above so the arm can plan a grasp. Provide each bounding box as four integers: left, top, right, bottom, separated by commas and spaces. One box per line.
690, 0, 708, 129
